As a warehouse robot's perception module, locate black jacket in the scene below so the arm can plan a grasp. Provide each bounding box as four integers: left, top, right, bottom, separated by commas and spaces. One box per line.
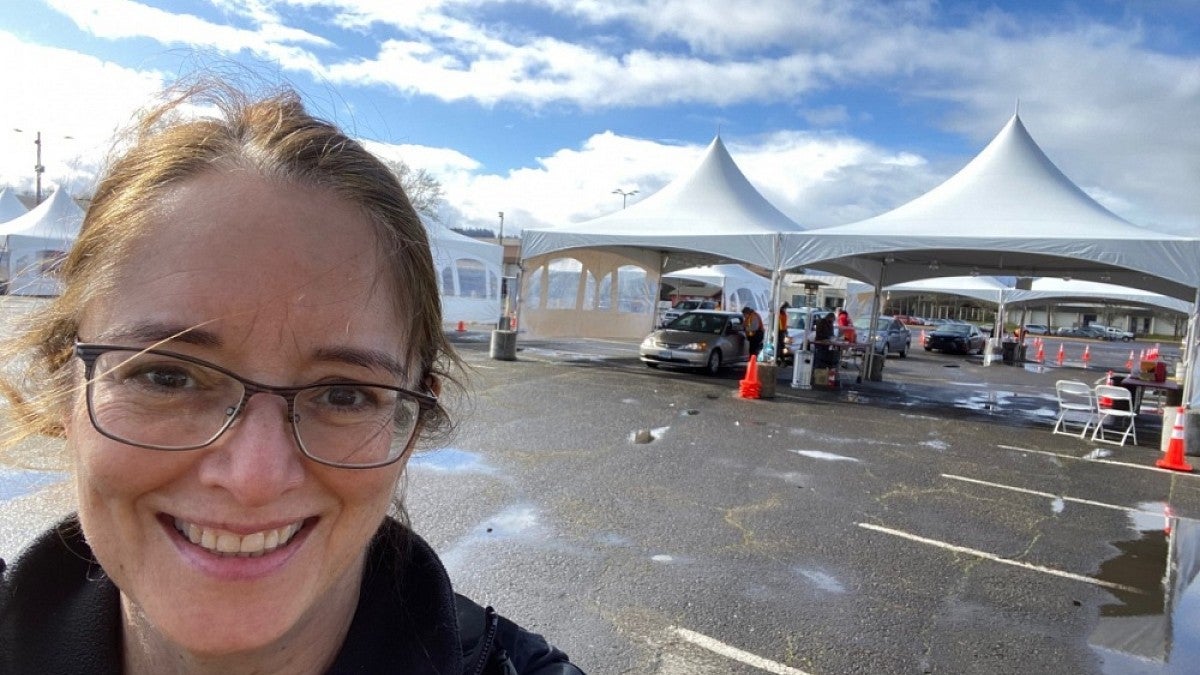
0, 516, 583, 674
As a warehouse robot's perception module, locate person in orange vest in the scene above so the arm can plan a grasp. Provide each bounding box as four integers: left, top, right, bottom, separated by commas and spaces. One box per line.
742, 306, 764, 358
776, 302, 790, 364
837, 308, 856, 343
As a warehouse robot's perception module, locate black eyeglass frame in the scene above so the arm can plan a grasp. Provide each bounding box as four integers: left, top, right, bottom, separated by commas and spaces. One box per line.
73, 342, 438, 469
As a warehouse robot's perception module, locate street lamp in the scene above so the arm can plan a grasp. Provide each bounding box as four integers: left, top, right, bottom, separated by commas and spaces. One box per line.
13, 129, 73, 205
612, 188, 638, 209
497, 211, 504, 245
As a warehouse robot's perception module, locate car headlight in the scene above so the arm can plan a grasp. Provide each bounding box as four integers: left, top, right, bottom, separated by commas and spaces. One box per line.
679, 341, 707, 351
641, 336, 657, 347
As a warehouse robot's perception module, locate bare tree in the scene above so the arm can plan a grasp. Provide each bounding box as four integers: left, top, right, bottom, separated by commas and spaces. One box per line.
383, 159, 445, 222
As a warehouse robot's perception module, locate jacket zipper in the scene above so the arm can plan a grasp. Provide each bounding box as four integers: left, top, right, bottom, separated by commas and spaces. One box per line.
468, 606, 500, 675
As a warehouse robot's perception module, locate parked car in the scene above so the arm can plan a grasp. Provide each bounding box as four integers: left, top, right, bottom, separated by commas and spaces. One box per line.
1056, 325, 1107, 339
659, 298, 718, 326
924, 322, 986, 354
860, 315, 911, 357
778, 308, 834, 363
1103, 326, 1134, 341
1023, 324, 1051, 335
640, 310, 748, 375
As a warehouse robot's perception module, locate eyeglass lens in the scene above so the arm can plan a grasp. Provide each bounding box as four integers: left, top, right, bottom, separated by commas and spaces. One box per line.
86, 349, 416, 467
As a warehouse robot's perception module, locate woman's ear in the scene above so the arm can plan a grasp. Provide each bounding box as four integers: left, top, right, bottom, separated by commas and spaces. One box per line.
424, 373, 441, 398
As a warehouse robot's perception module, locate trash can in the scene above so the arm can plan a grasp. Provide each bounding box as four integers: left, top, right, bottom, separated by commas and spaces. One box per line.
1001, 341, 1017, 365
864, 352, 884, 382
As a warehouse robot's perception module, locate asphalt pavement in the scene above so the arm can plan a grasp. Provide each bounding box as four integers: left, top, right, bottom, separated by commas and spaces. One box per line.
2, 326, 1198, 674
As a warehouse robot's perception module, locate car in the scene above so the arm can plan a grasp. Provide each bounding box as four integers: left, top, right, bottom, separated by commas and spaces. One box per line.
860, 315, 911, 357
924, 322, 986, 354
777, 307, 834, 363
1103, 326, 1134, 341
1056, 325, 1106, 339
639, 310, 749, 375
659, 299, 718, 326
1023, 324, 1051, 335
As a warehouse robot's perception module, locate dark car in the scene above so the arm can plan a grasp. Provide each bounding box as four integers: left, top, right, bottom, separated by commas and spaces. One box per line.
924, 322, 986, 355
1056, 325, 1107, 339
640, 310, 748, 375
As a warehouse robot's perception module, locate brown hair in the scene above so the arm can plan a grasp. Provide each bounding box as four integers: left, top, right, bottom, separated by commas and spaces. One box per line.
0, 76, 462, 463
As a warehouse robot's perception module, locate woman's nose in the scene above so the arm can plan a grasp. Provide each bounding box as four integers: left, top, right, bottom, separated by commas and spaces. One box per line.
197, 393, 306, 505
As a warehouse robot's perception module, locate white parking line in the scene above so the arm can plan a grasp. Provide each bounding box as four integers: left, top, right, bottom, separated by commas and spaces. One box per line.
856, 522, 1142, 594
940, 473, 1165, 516
669, 627, 813, 675
996, 444, 1193, 476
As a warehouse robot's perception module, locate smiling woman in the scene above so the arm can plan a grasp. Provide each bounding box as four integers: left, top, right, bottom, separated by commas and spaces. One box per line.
0, 76, 583, 674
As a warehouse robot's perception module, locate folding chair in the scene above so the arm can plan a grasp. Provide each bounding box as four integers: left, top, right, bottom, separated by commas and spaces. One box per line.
1092, 384, 1138, 446
1053, 380, 1096, 438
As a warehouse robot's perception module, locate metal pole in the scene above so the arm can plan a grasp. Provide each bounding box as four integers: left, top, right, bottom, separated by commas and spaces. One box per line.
34, 131, 44, 204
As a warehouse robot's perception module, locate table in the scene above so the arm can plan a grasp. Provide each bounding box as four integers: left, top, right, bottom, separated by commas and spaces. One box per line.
1120, 376, 1181, 413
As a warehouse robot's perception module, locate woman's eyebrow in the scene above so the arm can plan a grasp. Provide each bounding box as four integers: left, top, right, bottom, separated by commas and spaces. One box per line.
91, 322, 222, 348
312, 346, 408, 380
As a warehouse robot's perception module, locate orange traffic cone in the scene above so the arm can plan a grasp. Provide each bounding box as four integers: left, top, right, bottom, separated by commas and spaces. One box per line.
511, 316, 518, 330
1056, 343, 1065, 366
1156, 407, 1194, 472
739, 355, 761, 399
1082, 345, 1091, 369
1125, 350, 1134, 371
1035, 342, 1045, 364
456, 320, 466, 332
920, 329, 927, 343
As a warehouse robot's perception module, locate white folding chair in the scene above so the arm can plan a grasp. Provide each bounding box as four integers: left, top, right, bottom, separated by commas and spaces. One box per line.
1053, 380, 1096, 438
1092, 384, 1138, 446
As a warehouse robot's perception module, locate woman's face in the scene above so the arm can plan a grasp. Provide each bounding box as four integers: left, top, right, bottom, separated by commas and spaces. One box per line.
66, 171, 412, 658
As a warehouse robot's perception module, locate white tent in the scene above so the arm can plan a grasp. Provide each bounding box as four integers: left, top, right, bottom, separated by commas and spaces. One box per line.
0, 188, 28, 224
0, 189, 84, 296
845, 276, 1010, 319
1008, 278, 1193, 315
520, 136, 807, 338
425, 219, 503, 327
663, 264, 771, 312
780, 113, 1200, 402
781, 114, 1200, 301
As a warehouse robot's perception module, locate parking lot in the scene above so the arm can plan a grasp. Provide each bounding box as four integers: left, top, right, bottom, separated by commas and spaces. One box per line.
3, 321, 1199, 674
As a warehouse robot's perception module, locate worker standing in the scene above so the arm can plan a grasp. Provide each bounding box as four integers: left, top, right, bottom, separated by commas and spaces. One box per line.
742, 306, 764, 359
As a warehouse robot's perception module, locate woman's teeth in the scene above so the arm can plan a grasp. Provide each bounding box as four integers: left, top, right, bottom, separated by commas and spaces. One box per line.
174, 518, 303, 557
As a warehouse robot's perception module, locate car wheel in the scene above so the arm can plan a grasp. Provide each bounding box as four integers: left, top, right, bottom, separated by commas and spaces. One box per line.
705, 349, 722, 376
924, 346, 932, 352
1123, 336, 1131, 342
645, 362, 659, 369
898, 343, 908, 358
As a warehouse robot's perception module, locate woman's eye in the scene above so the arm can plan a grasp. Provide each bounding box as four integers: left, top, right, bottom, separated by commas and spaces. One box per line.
125, 366, 196, 389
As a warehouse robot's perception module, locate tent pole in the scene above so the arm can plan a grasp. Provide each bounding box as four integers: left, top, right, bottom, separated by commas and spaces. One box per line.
1182, 286, 1199, 409
863, 261, 886, 380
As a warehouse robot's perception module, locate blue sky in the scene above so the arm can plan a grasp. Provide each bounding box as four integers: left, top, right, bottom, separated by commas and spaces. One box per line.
0, 0, 1197, 236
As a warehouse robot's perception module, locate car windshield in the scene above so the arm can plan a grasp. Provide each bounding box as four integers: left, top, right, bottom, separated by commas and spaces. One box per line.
668, 312, 725, 334
785, 310, 820, 330
940, 324, 971, 335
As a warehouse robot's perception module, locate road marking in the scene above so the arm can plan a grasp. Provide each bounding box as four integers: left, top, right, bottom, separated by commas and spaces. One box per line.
668, 627, 813, 675
996, 444, 1195, 476
856, 522, 1142, 594
940, 474, 1164, 516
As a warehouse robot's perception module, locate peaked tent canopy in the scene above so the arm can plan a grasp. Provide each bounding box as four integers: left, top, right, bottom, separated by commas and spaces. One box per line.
519, 136, 807, 338
780, 114, 1200, 301
522, 136, 808, 273
1, 188, 85, 296
0, 188, 28, 224
1008, 278, 1192, 315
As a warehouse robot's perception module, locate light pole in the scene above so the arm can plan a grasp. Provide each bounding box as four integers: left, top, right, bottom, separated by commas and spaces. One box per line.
497, 211, 504, 245
612, 188, 638, 209
13, 129, 72, 205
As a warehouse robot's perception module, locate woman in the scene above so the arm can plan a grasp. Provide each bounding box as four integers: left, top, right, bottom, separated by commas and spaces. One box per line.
0, 79, 582, 674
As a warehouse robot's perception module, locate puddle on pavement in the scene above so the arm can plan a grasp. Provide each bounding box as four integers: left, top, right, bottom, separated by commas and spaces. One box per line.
409, 448, 494, 474
1091, 501, 1200, 673
788, 449, 861, 463
0, 466, 67, 501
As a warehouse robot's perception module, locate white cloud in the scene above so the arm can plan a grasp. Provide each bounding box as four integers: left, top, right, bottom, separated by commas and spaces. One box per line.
0, 31, 166, 197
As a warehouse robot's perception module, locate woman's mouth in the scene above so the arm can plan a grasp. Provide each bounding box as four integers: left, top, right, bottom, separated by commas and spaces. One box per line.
172, 517, 305, 557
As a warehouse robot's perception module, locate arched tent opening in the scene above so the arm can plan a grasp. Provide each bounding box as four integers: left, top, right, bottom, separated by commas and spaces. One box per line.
521, 136, 807, 339
425, 218, 503, 328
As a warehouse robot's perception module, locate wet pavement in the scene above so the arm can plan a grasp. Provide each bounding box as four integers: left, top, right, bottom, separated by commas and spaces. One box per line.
3, 321, 1198, 674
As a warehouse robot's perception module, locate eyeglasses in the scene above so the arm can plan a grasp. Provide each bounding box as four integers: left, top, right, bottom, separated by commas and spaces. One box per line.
74, 343, 437, 469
